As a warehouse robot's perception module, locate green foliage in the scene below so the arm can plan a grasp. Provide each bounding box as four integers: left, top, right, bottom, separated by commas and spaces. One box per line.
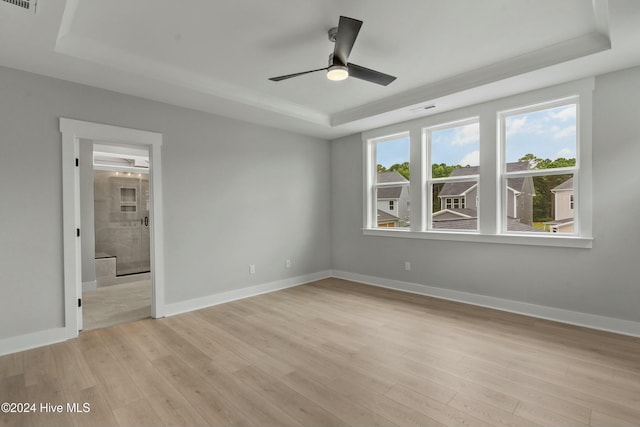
519, 154, 575, 221
432, 163, 461, 178
377, 162, 410, 180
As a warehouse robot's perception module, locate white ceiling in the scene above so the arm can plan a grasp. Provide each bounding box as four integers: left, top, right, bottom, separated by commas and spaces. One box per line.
1, 0, 640, 139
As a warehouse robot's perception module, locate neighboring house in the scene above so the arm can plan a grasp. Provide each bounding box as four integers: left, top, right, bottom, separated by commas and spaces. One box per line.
546, 176, 574, 233
376, 209, 400, 228
433, 162, 537, 231
377, 171, 410, 227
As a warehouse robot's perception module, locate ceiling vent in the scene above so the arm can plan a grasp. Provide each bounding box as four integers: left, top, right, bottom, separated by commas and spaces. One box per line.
1, 0, 37, 13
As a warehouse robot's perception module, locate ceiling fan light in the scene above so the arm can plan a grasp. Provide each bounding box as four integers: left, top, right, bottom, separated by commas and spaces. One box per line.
327, 65, 348, 81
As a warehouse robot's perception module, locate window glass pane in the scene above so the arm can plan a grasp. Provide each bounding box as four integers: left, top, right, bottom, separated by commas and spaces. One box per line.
432, 180, 478, 231
505, 173, 574, 234
431, 122, 479, 178
375, 137, 410, 228
505, 104, 576, 170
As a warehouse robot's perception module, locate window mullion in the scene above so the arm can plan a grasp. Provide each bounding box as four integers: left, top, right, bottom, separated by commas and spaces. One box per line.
409, 127, 422, 232
478, 106, 497, 235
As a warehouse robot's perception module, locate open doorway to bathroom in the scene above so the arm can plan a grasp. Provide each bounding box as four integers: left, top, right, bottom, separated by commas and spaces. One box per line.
80, 142, 152, 331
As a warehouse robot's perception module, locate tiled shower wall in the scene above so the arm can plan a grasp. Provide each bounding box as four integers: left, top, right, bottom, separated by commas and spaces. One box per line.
93, 170, 150, 276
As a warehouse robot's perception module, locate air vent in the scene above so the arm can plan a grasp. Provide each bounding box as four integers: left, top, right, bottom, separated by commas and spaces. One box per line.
1, 0, 37, 13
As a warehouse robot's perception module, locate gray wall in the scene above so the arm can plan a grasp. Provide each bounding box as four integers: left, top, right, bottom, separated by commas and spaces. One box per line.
0, 66, 331, 339
331, 66, 640, 323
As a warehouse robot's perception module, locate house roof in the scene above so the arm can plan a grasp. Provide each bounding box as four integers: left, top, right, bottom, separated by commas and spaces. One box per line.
432, 208, 477, 218
439, 162, 530, 197
377, 209, 399, 222
505, 161, 532, 193
506, 218, 545, 232
377, 171, 408, 183
438, 167, 477, 196
377, 171, 408, 199
551, 176, 574, 192
432, 218, 478, 230
438, 181, 477, 197
377, 186, 403, 200
432, 213, 543, 232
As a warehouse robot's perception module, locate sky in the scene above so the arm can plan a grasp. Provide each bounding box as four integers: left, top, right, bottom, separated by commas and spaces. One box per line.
376, 104, 576, 168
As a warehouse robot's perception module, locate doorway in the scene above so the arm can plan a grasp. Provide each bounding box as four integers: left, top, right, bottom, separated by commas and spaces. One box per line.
81, 144, 152, 331
61, 118, 165, 339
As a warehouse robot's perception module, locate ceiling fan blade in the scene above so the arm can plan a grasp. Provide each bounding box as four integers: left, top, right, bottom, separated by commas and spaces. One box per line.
268, 67, 328, 82
347, 63, 396, 86
333, 16, 362, 66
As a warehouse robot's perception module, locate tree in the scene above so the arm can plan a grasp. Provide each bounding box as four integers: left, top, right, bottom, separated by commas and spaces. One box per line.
389, 162, 410, 180
377, 162, 410, 180
432, 163, 461, 178
518, 154, 575, 221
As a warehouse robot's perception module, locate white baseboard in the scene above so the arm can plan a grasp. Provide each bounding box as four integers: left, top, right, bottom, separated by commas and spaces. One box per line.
162, 270, 333, 317
0, 327, 67, 357
331, 270, 640, 338
82, 280, 97, 292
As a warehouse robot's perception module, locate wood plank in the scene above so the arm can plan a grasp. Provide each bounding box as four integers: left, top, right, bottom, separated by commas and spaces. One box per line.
448, 393, 541, 427
73, 331, 142, 410
112, 398, 164, 427
0, 353, 23, 379
66, 386, 119, 427
590, 411, 639, 427
151, 354, 246, 426
514, 401, 590, 427
232, 366, 346, 427
98, 325, 211, 427
265, 367, 398, 427
385, 384, 495, 427
0, 374, 27, 427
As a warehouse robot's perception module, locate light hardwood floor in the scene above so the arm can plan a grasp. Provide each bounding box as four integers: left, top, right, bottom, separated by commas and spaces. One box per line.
1, 278, 639, 427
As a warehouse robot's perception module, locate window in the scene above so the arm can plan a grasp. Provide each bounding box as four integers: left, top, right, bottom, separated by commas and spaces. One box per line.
501, 99, 578, 235
443, 197, 466, 209
366, 133, 410, 229
363, 78, 592, 247
427, 119, 479, 231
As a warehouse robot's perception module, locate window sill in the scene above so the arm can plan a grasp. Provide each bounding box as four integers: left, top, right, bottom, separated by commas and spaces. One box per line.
362, 228, 593, 248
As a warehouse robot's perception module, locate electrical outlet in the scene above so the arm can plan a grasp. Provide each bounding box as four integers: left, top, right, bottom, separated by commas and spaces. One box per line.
404, 261, 411, 271
249, 264, 255, 274
286, 259, 291, 268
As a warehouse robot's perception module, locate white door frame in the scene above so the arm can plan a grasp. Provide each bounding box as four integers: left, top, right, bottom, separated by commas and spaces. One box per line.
60, 118, 165, 339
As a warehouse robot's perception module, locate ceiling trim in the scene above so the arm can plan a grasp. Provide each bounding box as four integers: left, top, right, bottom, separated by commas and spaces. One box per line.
49, 0, 614, 137
55, 0, 328, 126
330, 31, 610, 126
55, 33, 330, 126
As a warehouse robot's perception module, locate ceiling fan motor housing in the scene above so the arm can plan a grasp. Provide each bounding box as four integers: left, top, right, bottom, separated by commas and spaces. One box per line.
328, 26, 338, 43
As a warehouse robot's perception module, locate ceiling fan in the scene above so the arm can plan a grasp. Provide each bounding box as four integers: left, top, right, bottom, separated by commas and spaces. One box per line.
269, 16, 397, 86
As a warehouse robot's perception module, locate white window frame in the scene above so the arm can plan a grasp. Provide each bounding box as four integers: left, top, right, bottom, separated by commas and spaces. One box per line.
425, 118, 479, 232
364, 132, 411, 229
362, 78, 593, 248
499, 97, 579, 236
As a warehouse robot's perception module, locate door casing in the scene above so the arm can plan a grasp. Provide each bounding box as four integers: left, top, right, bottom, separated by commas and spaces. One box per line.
60, 118, 165, 338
